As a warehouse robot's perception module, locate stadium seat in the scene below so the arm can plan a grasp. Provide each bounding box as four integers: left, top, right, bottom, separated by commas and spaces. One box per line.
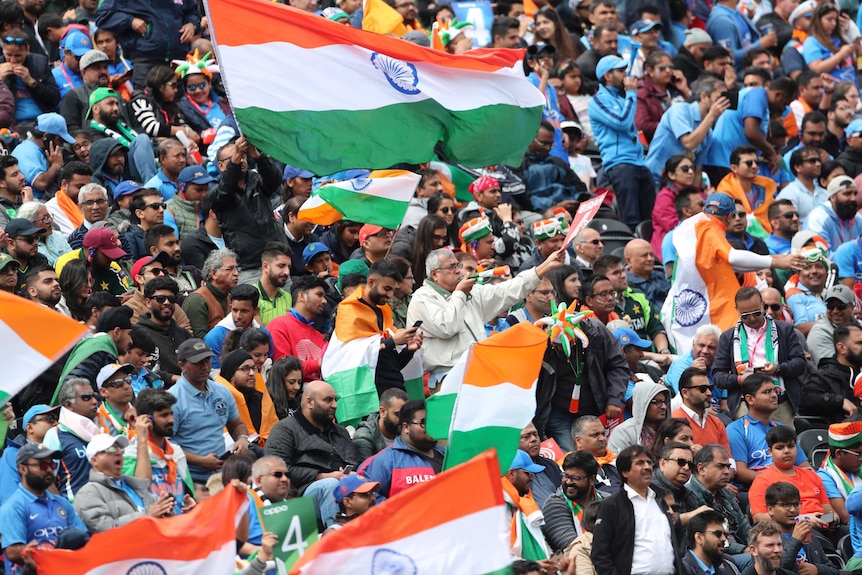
635, 220, 653, 242
797, 429, 829, 468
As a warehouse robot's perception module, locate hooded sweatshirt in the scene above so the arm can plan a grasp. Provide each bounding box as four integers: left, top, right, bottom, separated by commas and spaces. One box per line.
135, 313, 191, 383
607, 380, 670, 454
89, 138, 127, 196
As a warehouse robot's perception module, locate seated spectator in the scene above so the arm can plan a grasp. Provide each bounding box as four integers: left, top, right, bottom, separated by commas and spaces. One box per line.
143, 139, 186, 202
94, 363, 135, 437
570, 415, 621, 497
52, 30, 90, 98
572, 227, 602, 276
458, 175, 523, 262
133, 277, 191, 386
359, 399, 445, 499
17, 200, 73, 267
165, 165, 212, 240
816, 422, 862, 525
807, 176, 862, 252
750, 426, 833, 522
0, 30, 61, 127
55, 227, 132, 297
182, 248, 238, 338
180, 191, 221, 270
635, 51, 687, 143
67, 184, 110, 250
204, 284, 263, 369
665, 325, 724, 412
353, 388, 408, 463
0, 443, 87, 573
242, 456, 291, 555
519, 422, 562, 508
784, 247, 829, 333
0, 404, 58, 506
682, 509, 737, 575
519, 121, 587, 213
168, 339, 249, 497
142, 225, 201, 298
264, 356, 302, 420
542, 450, 600, 553
130, 65, 198, 143
624, 239, 670, 314
518, 218, 568, 273
73, 433, 172, 533
59, 305, 133, 389
607, 379, 670, 454
122, 389, 195, 516
0, 156, 29, 228
765, 200, 799, 256
269, 275, 328, 380
125, 252, 191, 329
11, 112, 72, 199
651, 441, 702, 525
672, 367, 732, 452
264, 380, 359, 527
215, 349, 277, 447
777, 148, 827, 223
802, 323, 862, 423
176, 51, 230, 137
118, 326, 165, 395
502, 448, 551, 561
327, 475, 381, 532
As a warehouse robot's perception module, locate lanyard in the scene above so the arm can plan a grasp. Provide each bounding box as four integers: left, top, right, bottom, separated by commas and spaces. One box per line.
187, 94, 213, 116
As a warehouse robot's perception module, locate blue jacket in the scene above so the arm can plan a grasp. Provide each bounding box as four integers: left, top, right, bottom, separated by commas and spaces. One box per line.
588, 84, 644, 170
358, 436, 445, 498
0, 434, 25, 507
806, 202, 862, 254
706, 3, 763, 71
95, 0, 200, 62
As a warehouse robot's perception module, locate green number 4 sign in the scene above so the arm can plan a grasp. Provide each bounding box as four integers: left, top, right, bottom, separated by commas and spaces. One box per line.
259, 497, 320, 573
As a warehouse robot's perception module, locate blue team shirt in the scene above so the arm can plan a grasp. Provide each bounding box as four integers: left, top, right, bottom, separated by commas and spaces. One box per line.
0, 484, 87, 574
833, 238, 862, 283
51, 64, 82, 98
704, 87, 768, 167
11, 139, 47, 194
168, 376, 239, 483
765, 234, 792, 255
727, 414, 807, 475
644, 101, 712, 184
13, 77, 41, 123
144, 170, 179, 201
786, 286, 827, 325
803, 36, 859, 86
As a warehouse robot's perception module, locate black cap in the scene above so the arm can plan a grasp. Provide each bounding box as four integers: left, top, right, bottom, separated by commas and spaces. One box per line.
177, 338, 214, 363
16, 443, 62, 466
96, 306, 133, 332
5, 218, 46, 237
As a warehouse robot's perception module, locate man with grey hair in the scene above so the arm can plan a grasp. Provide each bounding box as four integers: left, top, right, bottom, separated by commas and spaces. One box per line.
666, 324, 726, 415
573, 227, 602, 277
572, 414, 621, 496
406, 246, 566, 389
67, 182, 110, 249
644, 74, 731, 185
43, 378, 102, 501
242, 455, 290, 556
182, 248, 239, 337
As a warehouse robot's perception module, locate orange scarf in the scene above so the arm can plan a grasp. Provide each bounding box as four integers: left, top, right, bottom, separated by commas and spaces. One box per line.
57, 190, 84, 229
148, 434, 177, 486
558, 448, 617, 467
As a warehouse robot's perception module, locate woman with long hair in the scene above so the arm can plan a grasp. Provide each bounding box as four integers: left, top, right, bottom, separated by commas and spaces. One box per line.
636, 51, 688, 143
546, 265, 582, 308
320, 220, 362, 265
534, 8, 579, 63
427, 193, 458, 247
650, 418, 694, 460
802, 3, 860, 85
16, 201, 72, 265
57, 258, 93, 321
266, 356, 303, 419
652, 155, 700, 256
411, 214, 448, 286
130, 65, 200, 142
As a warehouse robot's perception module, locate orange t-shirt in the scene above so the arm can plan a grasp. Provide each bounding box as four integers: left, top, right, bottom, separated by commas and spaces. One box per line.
671, 407, 731, 453
749, 465, 829, 516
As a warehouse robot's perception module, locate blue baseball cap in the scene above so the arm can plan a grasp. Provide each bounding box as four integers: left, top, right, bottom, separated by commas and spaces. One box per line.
333, 475, 380, 504
596, 55, 627, 81
629, 19, 662, 36
61, 30, 93, 57
846, 119, 862, 138
284, 165, 314, 180
113, 180, 142, 201
303, 241, 330, 265
703, 192, 736, 216
613, 327, 652, 349
22, 404, 59, 427
509, 449, 544, 473
36, 112, 75, 144
178, 165, 216, 185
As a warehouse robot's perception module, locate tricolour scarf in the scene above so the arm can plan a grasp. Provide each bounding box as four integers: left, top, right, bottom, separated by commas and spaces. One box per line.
732, 317, 780, 385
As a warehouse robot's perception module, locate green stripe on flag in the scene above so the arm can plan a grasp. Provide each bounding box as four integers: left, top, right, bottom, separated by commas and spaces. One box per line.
317, 184, 409, 230
328, 365, 379, 427
236, 102, 542, 174
448, 164, 478, 203
426, 392, 456, 440
444, 426, 522, 475
404, 377, 424, 401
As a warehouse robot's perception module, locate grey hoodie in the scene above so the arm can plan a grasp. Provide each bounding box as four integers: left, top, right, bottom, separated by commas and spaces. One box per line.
607, 380, 670, 454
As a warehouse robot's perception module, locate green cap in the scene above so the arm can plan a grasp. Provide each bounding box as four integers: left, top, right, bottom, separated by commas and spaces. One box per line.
87, 88, 119, 118
337, 259, 369, 293
0, 252, 19, 272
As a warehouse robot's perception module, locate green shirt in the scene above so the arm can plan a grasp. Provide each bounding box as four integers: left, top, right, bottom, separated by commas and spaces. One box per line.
255, 281, 291, 326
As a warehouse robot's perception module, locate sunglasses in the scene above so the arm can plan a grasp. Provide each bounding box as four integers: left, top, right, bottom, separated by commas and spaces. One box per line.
739, 309, 763, 320
765, 303, 782, 312
24, 459, 56, 471
98, 446, 123, 455
145, 202, 166, 211
778, 211, 799, 219
684, 384, 711, 393
438, 206, 454, 214
78, 393, 99, 402
15, 235, 39, 244
664, 457, 694, 469
562, 473, 588, 481
677, 165, 693, 173
102, 376, 132, 388
580, 239, 603, 245
186, 81, 208, 92
740, 159, 758, 167
268, 471, 288, 479
3, 36, 27, 45
30, 414, 57, 424
827, 301, 850, 311
703, 529, 727, 539
151, 294, 178, 304
144, 267, 167, 277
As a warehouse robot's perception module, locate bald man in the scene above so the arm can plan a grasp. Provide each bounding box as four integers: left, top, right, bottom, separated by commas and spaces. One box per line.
624, 239, 671, 314
265, 380, 360, 527
761, 287, 792, 323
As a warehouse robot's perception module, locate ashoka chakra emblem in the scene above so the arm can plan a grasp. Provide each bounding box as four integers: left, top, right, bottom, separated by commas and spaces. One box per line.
674, 289, 707, 327
370, 53, 420, 95
351, 177, 372, 191
371, 548, 417, 575
126, 562, 167, 575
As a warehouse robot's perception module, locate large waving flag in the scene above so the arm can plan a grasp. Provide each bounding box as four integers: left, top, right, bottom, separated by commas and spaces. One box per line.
205, 0, 544, 174
444, 322, 547, 474
290, 450, 510, 574
0, 291, 88, 405
31, 484, 248, 574
298, 170, 420, 228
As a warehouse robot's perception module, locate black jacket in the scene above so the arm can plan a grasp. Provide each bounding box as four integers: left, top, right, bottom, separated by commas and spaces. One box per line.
95, 0, 200, 62
591, 486, 681, 575
673, 47, 704, 86
67, 350, 116, 392
180, 226, 218, 270
264, 411, 359, 494
212, 155, 288, 271
134, 313, 191, 383
681, 550, 735, 575
837, 147, 862, 179
780, 531, 839, 575
800, 357, 862, 423
534, 318, 629, 436
0, 53, 60, 117
712, 319, 807, 415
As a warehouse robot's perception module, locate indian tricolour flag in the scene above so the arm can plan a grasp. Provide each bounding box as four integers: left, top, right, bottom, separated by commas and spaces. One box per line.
444, 323, 547, 474
205, 0, 544, 174
0, 291, 88, 405
425, 347, 469, 440
31, 484, 248, 574
298, 170, 420, 229
290, 450, 510, 575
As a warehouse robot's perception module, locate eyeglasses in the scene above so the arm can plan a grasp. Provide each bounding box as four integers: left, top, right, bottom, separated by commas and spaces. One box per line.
840, 448, 862, 459
677, 165, 693, 173
827, 301, 850, 311
409, 419, 426, 427
779, 212, 799, 219
30, 414, 57, 424
3, 37, 27, 45
580, 239, 603, 245
765, 303, 782, 312
267, 471, 288, 479
98, 446, 122, 455
80, 198, 108, 207
591, 290, 617, 299
562, 473, 588, 481
649, 397, 669, 406
740, 159, 758, 167
219, 265, 240, 273
432, 234, 448, 242
24, 460, 56, 470
533, 139, 553, 148
186, 81, 208, 92
438, 206, 454, 214
802, 158, 821, 164
165, 81, 178, 88
236, 365, 260, 373
144, 267, 167, 277
151, 294, 178, 304
35, 213, 53, 224
436, 262, 463, 272
102, 376, 132, 388
15, 235, 39, 244
684, 384, 711, 393
775, 501, 801, 509
664, 457, 694, 469
703, 529, 727, 539
739, 309, 763, 320
145, 202, 166, 211
78, 393, 99, 402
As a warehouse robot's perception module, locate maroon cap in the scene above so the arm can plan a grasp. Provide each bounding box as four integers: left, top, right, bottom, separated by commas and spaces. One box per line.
83, 228, 127, 260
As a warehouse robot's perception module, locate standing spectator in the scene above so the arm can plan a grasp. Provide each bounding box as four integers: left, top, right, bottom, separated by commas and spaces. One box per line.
588, 55, 654, 227
94, 363, 135, 437
816, 423, 862, 525
542, 450, 600, 553
0, 404, 58, 506
0, 156, 29, 228
180, 192, 222, 270
143, 139, 187, 201
130, 66, 197, 143
268, 276, 328, 380
164, 165, 212, 239
635, 51, 688, 143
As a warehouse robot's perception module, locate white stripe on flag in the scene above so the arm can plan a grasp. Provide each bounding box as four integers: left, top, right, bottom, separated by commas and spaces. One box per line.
450, 382, 537, 433
81, 541, 236, 575
0, 319, 57, 399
